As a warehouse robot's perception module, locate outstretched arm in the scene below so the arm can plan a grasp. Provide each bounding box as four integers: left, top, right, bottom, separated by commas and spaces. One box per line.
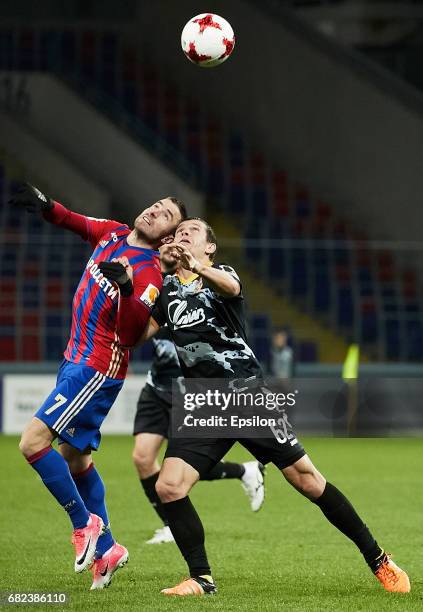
10, 183, 123, 246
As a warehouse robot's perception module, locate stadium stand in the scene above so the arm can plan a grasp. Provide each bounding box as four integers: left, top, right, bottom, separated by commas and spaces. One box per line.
1, 27, 422, 361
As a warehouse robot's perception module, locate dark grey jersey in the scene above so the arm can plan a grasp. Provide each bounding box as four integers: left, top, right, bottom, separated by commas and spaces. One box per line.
146, 326, 182, 394
151, 263, 263, 381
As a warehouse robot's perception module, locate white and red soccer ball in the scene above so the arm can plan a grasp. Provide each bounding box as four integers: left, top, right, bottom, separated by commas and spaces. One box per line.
181, 13, 235, 68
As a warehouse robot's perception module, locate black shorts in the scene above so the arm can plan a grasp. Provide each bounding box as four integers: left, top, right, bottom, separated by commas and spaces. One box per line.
133, 383, 171, 437
165, 434, 305, 476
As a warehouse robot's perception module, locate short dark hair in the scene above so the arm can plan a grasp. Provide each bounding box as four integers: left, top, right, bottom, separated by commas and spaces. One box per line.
183, 216, 217, 261
167, 197, 188, 223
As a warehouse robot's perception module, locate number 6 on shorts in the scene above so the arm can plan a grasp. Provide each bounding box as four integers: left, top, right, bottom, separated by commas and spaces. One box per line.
44, 393, 68, 415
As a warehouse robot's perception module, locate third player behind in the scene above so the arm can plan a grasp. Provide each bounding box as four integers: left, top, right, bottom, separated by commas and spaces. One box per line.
132, 325, 265, 544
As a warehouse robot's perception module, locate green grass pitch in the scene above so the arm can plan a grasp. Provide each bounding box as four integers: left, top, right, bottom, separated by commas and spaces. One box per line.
1, 436, 422, 611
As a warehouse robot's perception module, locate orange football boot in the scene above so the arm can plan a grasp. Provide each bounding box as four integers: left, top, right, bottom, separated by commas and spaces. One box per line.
161, 575, 216, 596
374, 553, 410, 593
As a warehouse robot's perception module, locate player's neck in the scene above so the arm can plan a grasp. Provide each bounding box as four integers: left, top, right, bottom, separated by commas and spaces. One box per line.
178, 258, 212, 281
127, 229, 156, 250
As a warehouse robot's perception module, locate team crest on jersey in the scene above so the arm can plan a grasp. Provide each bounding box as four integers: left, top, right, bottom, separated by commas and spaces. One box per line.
168, 299, 205, 328
140, 284, 160, 308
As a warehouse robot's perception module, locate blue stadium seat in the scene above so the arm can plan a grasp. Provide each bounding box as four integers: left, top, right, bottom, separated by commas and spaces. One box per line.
405, 319, 423, 361
385, 319, 400, 360
40, 30, 60, 70
0, 29, 15, 69
297, 341, 317, 362
381, 286, 398, 313
207, 168, 224, 197
61, 30, 77, 70
249, 314, 271, 365
289, 249, 308, 296
360, 303, 378, 343
313, 272, 330, 312
251, 187, 268, 217
45, 334, 65, 360
337, 286, 354, 326
18, 30, 35, 70
229, 184, 246, 214
123, 84, 137, 114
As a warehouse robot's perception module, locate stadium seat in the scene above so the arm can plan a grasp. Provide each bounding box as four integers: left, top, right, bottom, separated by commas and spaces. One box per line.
18, 30, 35, 70
297, 341, 317, 362
3, 26, 423, 364
45, 334, 65, 361
21, 334, 40, 361
313, 272, 330, 312
337, 286, 354, 327
405, 319, 423, 361
360, 300, 378, 343
289, 248, 308, 296
249, 314, 271, 365
0, 336, 16, 360
384, 319, 400, 361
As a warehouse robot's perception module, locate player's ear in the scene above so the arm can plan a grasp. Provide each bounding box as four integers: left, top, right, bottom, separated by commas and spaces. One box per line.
205, 242, 217, 257
161, 235, 174, 244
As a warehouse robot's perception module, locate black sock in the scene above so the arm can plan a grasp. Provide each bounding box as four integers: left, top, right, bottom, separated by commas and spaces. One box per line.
313, 482, 383, 571
201, 461, 245, 481
162, 496, 211, 577
140, 472, 168, 526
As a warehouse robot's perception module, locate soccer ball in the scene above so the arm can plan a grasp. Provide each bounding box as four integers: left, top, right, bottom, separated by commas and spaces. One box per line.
181, 13, 235, 68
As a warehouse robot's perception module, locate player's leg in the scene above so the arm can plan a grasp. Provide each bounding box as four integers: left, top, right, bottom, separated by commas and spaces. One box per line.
19, 416, 102, 572
60, 443, 116, 557
19, 416, 90, 531
282, 454, 410, 593
132, 384, 174, 543
59, 442, 128, 589
201, 460, 265, 512
156, 438, 234, 596
242, 427, 410, 594
132, 432, 174, 543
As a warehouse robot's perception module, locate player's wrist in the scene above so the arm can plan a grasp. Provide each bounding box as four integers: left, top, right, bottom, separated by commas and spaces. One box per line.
192, 260, 204, 275
119, 278, 134, 297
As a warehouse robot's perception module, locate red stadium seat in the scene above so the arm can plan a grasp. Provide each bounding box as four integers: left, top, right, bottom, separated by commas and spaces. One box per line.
0, 336, 16, 360
21, 334, 40, 361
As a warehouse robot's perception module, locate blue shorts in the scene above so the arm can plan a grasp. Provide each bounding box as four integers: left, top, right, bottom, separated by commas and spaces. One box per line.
35, 359, 124, 451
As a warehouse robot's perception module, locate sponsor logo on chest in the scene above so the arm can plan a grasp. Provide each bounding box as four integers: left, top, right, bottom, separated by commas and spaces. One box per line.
86, 259, 119, 300
168, 298, 205, 329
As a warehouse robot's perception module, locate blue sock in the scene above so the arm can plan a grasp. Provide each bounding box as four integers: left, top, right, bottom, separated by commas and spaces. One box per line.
73, 463, 115, 558
27, 446, 90, 529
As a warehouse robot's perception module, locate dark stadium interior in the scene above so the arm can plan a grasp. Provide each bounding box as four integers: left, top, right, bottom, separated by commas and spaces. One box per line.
1, 1, 423, 402
1, 2, 423, 609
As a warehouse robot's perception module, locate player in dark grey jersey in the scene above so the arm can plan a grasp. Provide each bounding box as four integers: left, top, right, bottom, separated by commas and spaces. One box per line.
132, 324, 265, 545
119, 217, 409, 597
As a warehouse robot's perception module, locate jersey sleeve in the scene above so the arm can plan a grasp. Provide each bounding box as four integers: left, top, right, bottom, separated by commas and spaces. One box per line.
213, 263, 243, 297
43, 201, 125, 247
150, 293, 167, 327
117, 265, 163, 347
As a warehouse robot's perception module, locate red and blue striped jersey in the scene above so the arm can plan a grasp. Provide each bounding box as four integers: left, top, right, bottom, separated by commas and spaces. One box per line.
45, 202, 162, 379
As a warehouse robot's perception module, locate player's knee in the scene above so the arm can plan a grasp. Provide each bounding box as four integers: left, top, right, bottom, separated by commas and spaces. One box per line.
132, 448, 155, 474
18, 434, 30, 457
297, 472, 326, 500
155, 476, 187, 502
19, 433, 42, 458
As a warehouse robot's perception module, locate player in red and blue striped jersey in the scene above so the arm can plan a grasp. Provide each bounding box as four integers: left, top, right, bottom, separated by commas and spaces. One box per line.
12, 183, 187, 589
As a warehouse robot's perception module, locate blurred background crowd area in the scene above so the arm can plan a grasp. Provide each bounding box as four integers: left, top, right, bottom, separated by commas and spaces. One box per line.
1, 0, 423, 375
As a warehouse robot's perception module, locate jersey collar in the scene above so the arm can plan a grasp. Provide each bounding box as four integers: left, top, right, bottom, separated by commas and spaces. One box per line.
176, 260, 212, 285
